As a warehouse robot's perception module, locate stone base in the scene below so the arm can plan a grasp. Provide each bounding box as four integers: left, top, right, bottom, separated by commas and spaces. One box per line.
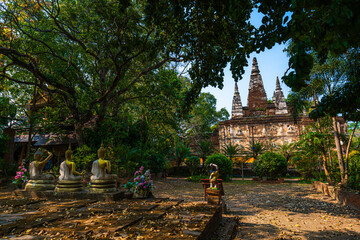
89, 179, 116, 193
55, 180, 83, 192
25, 179, 55, 191
14, 189, 125, 201
206, 188, 221, 205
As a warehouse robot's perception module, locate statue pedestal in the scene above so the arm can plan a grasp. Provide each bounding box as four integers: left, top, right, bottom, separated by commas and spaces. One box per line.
206, 188, 221, 205
55, 180, 83, 192
89, 179, 116, 193
25, 179, 55, 191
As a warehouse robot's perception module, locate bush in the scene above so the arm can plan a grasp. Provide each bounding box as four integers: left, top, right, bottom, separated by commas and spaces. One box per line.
205, 153, 233, 181
72, 145, 96, 172
185, 156, 200, 176
253, 152, 287, 180
290, 153, 317, 181
148, 152, 166, 174
349, 150, 360, 190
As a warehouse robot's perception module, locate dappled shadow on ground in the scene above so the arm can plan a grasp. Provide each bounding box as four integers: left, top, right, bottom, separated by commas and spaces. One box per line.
153, 178, 204, 202
153, 179, 360, 240
223, 182, 360, 240
224, 182, 359, 219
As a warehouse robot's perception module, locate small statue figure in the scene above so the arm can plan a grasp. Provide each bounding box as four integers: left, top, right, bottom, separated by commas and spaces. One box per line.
59, 144, 85, 181
90, 143, 117, 180
209, 163, 219, 189
29, 148, 54, 180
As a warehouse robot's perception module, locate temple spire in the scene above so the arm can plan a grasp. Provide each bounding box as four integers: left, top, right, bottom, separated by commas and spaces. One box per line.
247, 57, 267, 115
231, 82, 244, 118
276, 76, 281, 91
251, 57, 260, 74
272, 76, 288, 114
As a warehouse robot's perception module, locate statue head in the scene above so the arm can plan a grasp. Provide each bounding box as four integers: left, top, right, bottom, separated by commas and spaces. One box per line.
34, 148, 43, 161
209, 163, 218, 172
97, 142, 106, 159
65, 144, 73, 160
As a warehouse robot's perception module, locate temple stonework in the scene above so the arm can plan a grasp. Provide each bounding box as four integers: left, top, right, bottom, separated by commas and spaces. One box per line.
218, 57, 346, 149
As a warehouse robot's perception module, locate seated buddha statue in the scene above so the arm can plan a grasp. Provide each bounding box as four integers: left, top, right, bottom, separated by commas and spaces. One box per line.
59, 144, 86, 181
90, 143, 117, 180
25, 148, 55, 191
29, 148, 54, 180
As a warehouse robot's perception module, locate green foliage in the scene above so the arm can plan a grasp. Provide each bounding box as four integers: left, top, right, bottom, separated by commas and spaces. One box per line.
72, 145, 96, 173
0, 97, 16, 127
112, 145, 148, 177
282, 1, 360, 91
309, 49, 360, 122
188, 93, 229, 135
185, 156, 200, 176
290, 153, 318, 181
277, 142, 296, 162
148, 151, 166, 174
0, 0, 258, 144
349, 151, 360, 190
174, 142, 190, 168
186, 175, 208, 183
294, 119, 337, 183
253, 152, 287, 180
205, 153, 233, 181
222, 142, 242, 162
244, 141, 266, 159
195, 140, 213, 166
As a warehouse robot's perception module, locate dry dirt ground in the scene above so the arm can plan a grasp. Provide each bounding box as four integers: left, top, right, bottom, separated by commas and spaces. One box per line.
153, 178, 360, 240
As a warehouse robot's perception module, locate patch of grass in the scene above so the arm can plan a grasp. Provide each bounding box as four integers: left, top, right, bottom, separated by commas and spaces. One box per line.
186, 175, 208, 182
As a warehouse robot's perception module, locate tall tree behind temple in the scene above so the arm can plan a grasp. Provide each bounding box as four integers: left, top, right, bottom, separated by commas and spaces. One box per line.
0, 0, 273, 144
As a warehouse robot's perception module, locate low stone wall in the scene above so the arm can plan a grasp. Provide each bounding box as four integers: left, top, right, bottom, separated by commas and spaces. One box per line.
198, 201, 224, 240
313, 181, 360, 211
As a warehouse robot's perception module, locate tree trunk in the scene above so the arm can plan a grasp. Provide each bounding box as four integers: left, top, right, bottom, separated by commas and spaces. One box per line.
332, 117, 346, 184
241, 161, 244, 182
25, 85, 37, 161
317, 119, 333, 184
74, 123, 85, 146
344, 121, 358, 184
320, 149, 333, 185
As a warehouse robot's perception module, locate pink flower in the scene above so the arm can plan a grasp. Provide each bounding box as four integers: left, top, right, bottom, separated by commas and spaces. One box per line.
24, 169, 27, 172
143, 186, 146, 189
18, 166, 21, 169
15, 176, 19, 179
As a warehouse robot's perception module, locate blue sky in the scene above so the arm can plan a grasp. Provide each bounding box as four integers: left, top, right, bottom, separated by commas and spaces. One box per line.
202, 10, 291, 113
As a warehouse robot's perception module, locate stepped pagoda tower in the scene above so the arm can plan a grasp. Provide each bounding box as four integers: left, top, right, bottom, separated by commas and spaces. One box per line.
216, 57, 347, 150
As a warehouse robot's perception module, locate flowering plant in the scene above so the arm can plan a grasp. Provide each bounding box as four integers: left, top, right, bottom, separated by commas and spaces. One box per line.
13, 164, 29, 188
124, 166, 153, 195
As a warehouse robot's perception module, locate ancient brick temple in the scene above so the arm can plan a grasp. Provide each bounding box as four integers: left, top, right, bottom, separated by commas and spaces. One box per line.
217, 57, 347, 149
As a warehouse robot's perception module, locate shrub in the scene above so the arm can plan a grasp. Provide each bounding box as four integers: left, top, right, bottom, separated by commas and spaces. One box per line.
205, 153, 233, 181
290, 153, 317, 181
253, 152, 287, 180
185, 156, 200, 176
349, 150, 360, 190
72, 145, 96, 172
148, 152, 166, 174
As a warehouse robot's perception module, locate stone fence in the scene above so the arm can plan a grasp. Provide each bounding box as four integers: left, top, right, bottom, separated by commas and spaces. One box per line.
314, 181, 360, 211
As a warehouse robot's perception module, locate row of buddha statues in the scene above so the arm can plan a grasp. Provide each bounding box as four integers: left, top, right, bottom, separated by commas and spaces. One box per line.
24, 144, 118, 193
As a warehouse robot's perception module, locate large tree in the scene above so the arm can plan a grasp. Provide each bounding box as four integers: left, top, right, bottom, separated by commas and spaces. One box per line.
0, 0, 274, 144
